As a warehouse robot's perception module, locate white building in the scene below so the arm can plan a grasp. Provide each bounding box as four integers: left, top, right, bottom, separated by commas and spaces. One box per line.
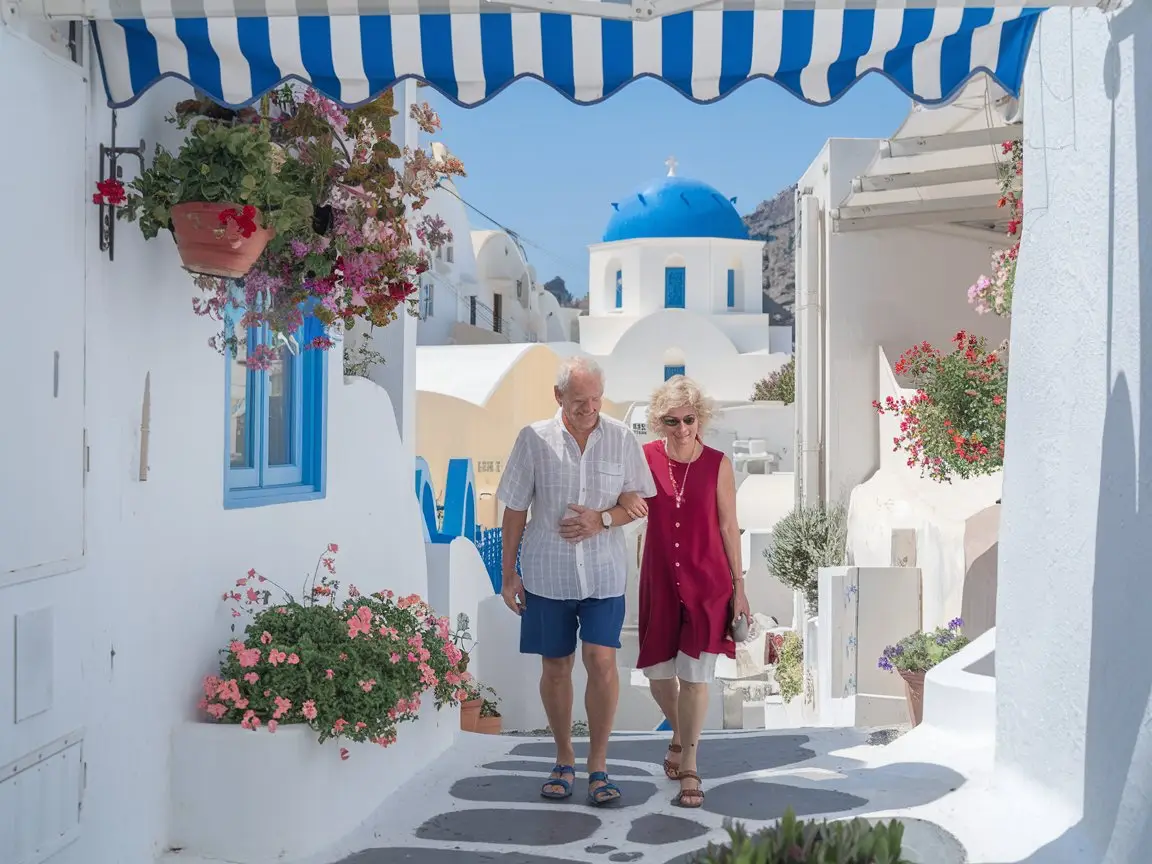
580, 158, 793, 404
416, 145, 558, 347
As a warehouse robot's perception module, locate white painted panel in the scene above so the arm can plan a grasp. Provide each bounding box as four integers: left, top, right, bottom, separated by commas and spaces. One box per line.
0, 735, 83, 864
0, 28, 87, 585
14, 607, 55, 723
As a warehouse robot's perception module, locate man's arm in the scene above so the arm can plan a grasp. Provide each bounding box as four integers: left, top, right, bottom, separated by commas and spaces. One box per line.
496, 429, 534, 611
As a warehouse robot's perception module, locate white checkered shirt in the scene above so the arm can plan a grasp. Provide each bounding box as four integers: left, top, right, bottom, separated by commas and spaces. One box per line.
497, 412, 657, 601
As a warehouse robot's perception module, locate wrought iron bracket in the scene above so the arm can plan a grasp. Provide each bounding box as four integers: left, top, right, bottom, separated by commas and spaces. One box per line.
97, 110, 144, 262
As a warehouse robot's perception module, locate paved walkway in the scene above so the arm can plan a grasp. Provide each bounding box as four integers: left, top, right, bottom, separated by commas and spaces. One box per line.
309, 727, 969, 864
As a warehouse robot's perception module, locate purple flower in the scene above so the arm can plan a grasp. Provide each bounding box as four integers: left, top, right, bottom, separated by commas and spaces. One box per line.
948, 617, 963, 631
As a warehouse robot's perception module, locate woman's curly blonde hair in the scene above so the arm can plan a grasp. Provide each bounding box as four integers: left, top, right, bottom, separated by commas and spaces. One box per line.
646, 375, 714, 438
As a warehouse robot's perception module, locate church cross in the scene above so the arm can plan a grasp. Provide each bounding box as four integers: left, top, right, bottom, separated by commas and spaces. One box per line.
665, 155, 678, 177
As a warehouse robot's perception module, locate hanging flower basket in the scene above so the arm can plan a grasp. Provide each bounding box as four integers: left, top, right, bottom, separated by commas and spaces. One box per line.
170, 202, 274, 279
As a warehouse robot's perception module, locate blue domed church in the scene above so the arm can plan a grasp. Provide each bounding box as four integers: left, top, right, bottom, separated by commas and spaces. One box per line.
579, 159, 791, 405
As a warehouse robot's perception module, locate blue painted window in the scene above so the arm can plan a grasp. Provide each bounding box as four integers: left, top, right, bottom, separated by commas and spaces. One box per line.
664, 266, 686, 308
614, 270, 623, 309
664, 364, 686, 381
727, 269, 736, 308
224, 302, 327, 509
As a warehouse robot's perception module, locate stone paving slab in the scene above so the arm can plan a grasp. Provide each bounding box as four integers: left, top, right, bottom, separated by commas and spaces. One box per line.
313, 728, 968, 864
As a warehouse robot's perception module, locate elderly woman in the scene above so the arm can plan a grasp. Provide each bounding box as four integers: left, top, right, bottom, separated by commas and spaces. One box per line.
619, 375, 750, 808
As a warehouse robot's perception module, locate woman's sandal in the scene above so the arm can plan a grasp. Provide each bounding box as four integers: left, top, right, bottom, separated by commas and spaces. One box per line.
587, 771, 623, 806
672, 771, 705, 808
540, 764, 576, 800
663, 744, 683, 779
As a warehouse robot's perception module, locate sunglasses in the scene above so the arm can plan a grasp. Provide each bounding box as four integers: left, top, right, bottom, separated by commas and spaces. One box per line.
661, 415, 696, 428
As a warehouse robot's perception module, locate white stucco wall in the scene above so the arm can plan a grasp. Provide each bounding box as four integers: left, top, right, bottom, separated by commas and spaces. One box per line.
472, 230, 539, 343
584, 309, 790, 404
0, 44, 440, 864
798, 139, 1012, 504
586, 236, 763, 320
995, 5, 1152, 862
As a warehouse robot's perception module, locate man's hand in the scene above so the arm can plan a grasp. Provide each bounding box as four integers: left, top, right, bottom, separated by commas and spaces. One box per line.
502, 572, 526, 615
558, 504, 605, 543
618, 491, 649, 520
732, 584, 751, 624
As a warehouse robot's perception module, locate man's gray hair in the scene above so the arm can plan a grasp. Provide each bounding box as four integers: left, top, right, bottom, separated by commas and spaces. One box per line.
556, 355, 604, 393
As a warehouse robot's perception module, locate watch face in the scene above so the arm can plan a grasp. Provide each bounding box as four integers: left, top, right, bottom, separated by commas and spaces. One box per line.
602, 512, 612, 528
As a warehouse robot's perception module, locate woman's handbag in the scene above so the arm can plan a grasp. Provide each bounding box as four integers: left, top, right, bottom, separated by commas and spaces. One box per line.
729, 597, 750, 643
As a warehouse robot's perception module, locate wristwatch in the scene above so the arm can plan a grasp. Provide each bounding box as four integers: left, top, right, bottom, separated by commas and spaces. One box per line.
600, 510, 613, 529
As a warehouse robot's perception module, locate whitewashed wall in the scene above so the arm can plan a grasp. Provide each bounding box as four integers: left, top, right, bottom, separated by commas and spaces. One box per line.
0, 38, 439, 864
417, 177, 484, 346
996, 5, 1152, 861
797, 139, 1012, 504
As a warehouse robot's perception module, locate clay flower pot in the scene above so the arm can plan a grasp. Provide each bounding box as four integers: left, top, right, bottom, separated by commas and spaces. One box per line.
170, 201, 274, 279
460, 698, 481, 732
474, 714, 502, 735
899, 670, 926, 727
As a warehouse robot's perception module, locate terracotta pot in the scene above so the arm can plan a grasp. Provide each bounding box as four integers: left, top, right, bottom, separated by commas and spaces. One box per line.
900, 670, 926, 727
170, 201, 274, 279
474, 714, 502, 735
460, 699, 481, 732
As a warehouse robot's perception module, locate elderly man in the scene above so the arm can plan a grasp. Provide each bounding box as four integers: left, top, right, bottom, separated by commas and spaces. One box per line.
497, 356, 654, 806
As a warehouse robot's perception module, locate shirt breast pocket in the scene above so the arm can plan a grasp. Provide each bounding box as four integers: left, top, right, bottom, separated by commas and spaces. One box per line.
588, 461, 625, 503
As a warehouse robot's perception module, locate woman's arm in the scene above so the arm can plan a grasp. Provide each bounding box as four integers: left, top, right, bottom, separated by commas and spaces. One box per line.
716, 455, 750, 619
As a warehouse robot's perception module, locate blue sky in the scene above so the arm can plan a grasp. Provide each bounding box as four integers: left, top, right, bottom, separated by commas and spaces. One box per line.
424, 75, 910, 298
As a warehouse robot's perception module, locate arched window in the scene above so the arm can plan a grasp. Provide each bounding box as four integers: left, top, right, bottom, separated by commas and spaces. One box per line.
615, 270, 623, 309
663, 347, 686, 381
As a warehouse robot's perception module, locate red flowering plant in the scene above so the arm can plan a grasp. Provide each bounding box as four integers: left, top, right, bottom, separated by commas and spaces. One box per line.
193, 87, 465, 364
200, 544, 470, 757
872, 331, 1008, 483
967, 140, 1022, 317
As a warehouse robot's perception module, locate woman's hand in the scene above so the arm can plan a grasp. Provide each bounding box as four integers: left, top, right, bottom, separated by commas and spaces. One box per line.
732, 583, 751, 623
618, 491, 649, 520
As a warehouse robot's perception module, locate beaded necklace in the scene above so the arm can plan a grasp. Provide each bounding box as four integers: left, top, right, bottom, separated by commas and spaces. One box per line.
664, 440, 698, 509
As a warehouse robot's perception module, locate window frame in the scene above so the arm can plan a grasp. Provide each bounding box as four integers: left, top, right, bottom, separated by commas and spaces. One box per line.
663, 364, 686, 381
664, 266, 686, 309
726, 269, 736, 308
223, 303, 328, 510
614, 269, 623, 309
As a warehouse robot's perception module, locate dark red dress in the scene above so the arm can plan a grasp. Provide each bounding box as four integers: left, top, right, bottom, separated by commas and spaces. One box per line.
637, 441, 736, 668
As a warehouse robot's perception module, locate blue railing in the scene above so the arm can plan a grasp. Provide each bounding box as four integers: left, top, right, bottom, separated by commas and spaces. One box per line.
474, 526, 521, 593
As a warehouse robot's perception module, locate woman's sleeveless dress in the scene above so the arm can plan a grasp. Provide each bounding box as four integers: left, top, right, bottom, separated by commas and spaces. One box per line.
636, 441, 736, 668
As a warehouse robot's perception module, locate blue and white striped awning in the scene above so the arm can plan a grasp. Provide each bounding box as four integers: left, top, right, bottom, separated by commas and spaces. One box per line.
92, 4, 1043, 111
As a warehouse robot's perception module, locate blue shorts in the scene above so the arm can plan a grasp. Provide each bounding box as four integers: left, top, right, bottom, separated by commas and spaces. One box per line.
520, 591, 626, 659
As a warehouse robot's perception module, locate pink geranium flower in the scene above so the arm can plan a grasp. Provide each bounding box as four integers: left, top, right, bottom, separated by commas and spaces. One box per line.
302, 700, 317, 720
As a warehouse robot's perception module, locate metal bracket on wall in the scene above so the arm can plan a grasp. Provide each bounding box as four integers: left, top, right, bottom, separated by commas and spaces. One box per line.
97, 110, 144, 262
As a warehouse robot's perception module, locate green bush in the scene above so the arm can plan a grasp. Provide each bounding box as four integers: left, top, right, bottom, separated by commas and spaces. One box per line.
751, 355, 796, 404
775, 632, 804, 705
764, 503, 848, 614
693, 809, 909, 864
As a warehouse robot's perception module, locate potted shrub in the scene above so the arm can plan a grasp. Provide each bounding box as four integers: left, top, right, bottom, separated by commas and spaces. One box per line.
878, 618, 970, 727
763, 503, 847, 614
474, 686, 502, 735
199, 543, 471, 750
693, 808, 909, 863
115, 99, 313, 279
774, 631, 804, 726
459, 680, 483, 732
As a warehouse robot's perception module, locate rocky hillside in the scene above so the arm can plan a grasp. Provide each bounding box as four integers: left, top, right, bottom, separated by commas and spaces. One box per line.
743, 184, 797, 327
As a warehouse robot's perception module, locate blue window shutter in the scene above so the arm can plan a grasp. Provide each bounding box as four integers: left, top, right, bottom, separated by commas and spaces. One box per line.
663, 364, 685, 381
727, 269, 735, 307
615, 270, 623, 308
664, 267, 686, 308
224, 302, 328, 509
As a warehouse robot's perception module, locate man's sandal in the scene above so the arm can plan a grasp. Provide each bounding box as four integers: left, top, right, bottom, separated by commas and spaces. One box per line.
663, 744, 683, 779
540, 764, 575, 800
672, 771, 705, 808
587, 771, 623, 806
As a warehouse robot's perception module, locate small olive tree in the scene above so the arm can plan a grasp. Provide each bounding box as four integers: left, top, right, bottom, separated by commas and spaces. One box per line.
763, 502, 848, 614
751, 355, 795, 404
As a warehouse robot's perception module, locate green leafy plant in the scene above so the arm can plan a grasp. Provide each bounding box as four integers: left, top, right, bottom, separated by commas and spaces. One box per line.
692, 809, 909, 863
479, 685, 501, 718
763, 502, 848, 613
200, 544, 471, 756
343, 339, 386, 378
751, 355, 795, 404
873, 331, 1007, 483
118, 104, 312, 241
775, 632, 804, 705
879, 618, 970, 675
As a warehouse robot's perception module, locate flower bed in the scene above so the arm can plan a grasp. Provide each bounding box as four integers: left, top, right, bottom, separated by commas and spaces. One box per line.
200, 544, 468, 750
873, 332, 1007, 483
